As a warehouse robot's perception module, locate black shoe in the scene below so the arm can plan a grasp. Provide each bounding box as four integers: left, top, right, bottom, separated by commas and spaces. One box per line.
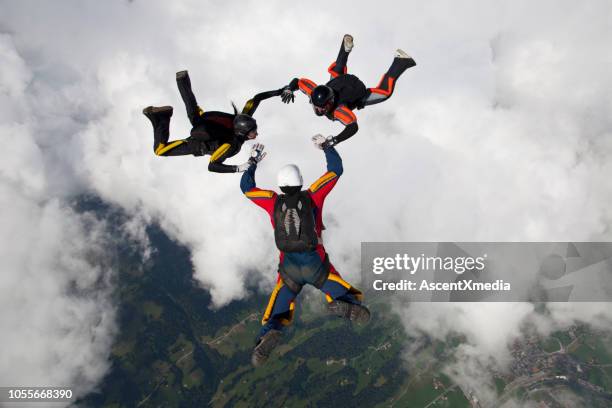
343, 34, 354, 53
176, 70, 188, 81
143, 106, 173, 127
327, 301, 371, 325
389, 50, 416, 78
251, 329, 282, 367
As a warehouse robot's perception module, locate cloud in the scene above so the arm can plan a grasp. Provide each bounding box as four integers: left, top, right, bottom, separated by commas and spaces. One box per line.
0, 31, 117, 399
1, 0, 612, 403
0, 194, 116, 393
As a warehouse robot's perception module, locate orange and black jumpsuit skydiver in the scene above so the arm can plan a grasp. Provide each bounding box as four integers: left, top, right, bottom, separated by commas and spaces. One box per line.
148, 71, 283, 173
240, 147, 364, 341
283, 36, 416, 146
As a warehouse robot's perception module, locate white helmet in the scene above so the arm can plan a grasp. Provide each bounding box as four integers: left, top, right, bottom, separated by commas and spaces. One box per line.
277, 164, 303, 188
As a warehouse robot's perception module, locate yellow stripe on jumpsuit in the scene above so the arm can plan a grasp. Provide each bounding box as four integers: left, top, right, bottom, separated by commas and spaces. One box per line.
259, 262, 363, 338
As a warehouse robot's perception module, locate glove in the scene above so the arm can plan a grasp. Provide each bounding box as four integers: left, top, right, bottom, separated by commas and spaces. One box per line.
249, 143, 267, 164
312, 134, 335, 150
281, 86, 295, 104
236, 144, 266, 172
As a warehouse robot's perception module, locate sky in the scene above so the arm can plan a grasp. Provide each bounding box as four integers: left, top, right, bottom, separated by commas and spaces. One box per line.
1, 0, 611, 403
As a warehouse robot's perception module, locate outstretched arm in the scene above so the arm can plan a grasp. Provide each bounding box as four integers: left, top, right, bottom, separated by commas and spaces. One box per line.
208, 143, 240, 173
208, 161, 239, 173
311, 107, 359, 149
281, 77, 317, 104
323, 146, 343, 176
240, 163, 278, 215
210, 142, 267, 174
287, 78, 299, 92
332, 122, 359, 145
330, 106, 358, 146
242, 88, 285, 116
308, 144, 343, 205
240, 163, 258, 193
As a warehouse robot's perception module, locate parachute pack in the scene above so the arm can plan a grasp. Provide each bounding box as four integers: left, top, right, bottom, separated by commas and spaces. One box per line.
273, 191, 318, 253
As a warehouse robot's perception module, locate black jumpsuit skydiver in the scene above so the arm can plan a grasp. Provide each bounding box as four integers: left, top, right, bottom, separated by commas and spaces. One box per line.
287, 36, 416, 145
150, 72, 282, 173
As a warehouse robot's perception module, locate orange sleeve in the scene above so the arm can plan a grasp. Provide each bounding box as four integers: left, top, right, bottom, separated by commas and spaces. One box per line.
332, 105, 357, 126
298, 78, 317, 96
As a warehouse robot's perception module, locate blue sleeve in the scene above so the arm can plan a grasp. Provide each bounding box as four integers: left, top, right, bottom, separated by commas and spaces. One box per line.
240, 164, 257, 193
324, 147, 343, 176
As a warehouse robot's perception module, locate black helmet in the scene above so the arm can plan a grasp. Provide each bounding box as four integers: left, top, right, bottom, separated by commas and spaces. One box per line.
311, 85, 335, 116
233, 114, 258, 138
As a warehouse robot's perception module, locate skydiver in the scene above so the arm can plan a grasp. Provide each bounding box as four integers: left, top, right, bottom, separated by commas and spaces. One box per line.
143, 70, 283, 173
241, 135, 370, 367
280, 34, 416, 148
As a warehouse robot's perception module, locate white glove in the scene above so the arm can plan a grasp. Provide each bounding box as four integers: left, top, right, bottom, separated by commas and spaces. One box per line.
236, 143, 267, 172
312, 134, 334, 150
249, 143, 267, 164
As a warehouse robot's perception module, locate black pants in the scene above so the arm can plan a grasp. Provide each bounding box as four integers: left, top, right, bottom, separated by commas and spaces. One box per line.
327, 37, 416, 107
176, 71, 205, 126
153, 73, 206, 156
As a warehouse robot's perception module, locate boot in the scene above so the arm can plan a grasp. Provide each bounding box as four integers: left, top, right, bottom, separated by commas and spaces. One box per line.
327, 300, 371, 325
176, 70, 189, 81
143, 105, 173, 129
343, 34, 354, 53
394, 48, 411, 59
388, 49, 417, 78
251, 329, 282, 367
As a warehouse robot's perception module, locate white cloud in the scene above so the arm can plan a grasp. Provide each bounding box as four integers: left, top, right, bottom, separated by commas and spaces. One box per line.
0, 31, 115, 399
0, 194, 116, 392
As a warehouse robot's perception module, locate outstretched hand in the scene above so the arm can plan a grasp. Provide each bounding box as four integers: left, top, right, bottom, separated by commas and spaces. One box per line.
236, 143, 267, 172
281, 86, 295, 104
249, 143, 267, 164
312, 134, 334, 150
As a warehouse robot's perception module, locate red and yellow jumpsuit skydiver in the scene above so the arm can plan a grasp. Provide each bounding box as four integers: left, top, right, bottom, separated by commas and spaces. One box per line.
280, 34, 416, 148
143, 70, 284, 173
240, 142, 370, 366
